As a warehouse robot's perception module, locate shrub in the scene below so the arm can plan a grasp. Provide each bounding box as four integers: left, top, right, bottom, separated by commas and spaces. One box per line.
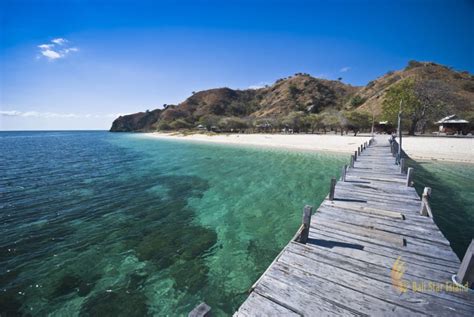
170, 119, 193, 130
350, 95, 366, 107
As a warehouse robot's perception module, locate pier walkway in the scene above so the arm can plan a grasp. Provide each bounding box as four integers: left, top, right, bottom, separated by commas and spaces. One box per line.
233, 136, 474, 316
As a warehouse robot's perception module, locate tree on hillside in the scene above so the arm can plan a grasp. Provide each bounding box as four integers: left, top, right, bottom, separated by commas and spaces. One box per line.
321, 112, 340, 134
198, 114, 220, 131
343, 111, 372, 136
382, 78, 427, 135
288, 84, 299, 98
307, 114, 324, 133
218, 117, 248, 132
282, 112, 305, 132
350, 95, 366, 108
170, 119, 193, 130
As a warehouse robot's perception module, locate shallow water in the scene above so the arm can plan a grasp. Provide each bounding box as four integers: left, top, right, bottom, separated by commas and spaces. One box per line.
411, 159, 474, 259
0, 131, 346, 316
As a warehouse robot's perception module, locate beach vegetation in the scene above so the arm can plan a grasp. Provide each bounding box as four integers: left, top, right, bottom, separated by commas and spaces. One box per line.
170, 119, 193, 130
343, 110, 372, 136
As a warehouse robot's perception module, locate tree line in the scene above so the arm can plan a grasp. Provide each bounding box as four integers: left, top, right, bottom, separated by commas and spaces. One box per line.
157, 110, 373, 135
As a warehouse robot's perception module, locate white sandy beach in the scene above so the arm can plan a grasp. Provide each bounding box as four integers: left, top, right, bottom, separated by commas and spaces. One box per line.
148, 133, 474, 164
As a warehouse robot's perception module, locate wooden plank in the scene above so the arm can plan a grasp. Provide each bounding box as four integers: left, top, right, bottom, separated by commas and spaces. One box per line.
316, 208, 451, 247
309, 229, 460, 269
266, 262, 428, 316
311, 221, 460, 264
321, 200, 404, 219
253, 274, 358, 316
279, 248, 474, 315
233, 292, 300, 317
312, 217, 406, 247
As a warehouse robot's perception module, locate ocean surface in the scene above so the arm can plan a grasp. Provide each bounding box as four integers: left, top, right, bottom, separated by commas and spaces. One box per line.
0, 131, 472, 316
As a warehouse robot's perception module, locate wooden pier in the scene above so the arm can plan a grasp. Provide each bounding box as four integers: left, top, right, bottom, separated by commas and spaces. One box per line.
233, 136, 474, 316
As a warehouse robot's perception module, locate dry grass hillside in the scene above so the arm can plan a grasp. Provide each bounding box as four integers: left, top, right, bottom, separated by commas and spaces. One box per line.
355, 61, 474, 119
110, 61, 474, 133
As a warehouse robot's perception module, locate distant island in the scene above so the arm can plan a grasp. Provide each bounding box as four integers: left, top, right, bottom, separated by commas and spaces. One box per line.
110, 61, 474, 136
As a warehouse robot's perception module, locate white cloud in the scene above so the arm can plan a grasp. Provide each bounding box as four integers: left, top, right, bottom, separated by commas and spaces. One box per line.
1, 110, 123, 119
37, 38, 78, 60
51, 38, 67, 45
38, 44, 53, 50
340, 66, 351, 73
41, 49, 62, 60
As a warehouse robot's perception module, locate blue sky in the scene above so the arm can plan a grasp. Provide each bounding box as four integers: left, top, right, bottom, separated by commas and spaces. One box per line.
1, 0, 473, 130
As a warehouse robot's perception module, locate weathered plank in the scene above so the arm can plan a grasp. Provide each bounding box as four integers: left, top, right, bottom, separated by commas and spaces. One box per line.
233, 292, 300, 317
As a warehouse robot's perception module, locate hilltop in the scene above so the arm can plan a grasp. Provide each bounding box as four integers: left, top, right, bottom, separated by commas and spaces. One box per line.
110, 61, 474, 133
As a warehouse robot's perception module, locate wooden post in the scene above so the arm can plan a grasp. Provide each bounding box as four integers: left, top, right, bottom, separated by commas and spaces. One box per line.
406, 167, 414, 187
456, 239, 474, 289
398, 110, 402, 161
350, 155, 355, 168
341, 164, 347, 181
357, 146, 361, 156
400, 158, 406, 174
419, 187, 432, 217
189, 302, 211, 317
354, 150, 358, 161
329, 177, 336, 201
297, 205, 313, 244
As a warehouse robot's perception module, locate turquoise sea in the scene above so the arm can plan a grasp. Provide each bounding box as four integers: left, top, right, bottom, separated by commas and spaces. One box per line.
0, 131, 473, 316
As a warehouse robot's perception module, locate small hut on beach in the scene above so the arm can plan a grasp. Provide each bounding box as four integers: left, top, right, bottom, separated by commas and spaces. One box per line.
435, 114, 469, 135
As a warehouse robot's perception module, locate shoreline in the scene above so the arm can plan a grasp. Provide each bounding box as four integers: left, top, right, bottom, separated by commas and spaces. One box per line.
145, 132, 474, 164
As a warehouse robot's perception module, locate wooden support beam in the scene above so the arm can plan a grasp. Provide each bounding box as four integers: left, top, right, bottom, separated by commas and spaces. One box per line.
329, 177, 336, 201
297, 205, 313, 244
354, 150, 358, 161
456, 239, 474, 289
392, 142, 398, 157
341, 165, 347, 182
400, 158, 406, 174
419, 187, 432, 217
350, 155, 355, 168
189, 302, 211, 317
357, 147, 361, 156
406, 167, 414, 187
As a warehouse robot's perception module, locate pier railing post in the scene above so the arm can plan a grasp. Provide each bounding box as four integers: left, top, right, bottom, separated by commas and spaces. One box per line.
350, 155, 355, 168
189, 302, 211, 317
455, 239, 474, 289
354, 150, 358, 161
406, 167, 414, 187
358, 146, 361, 156
400, 158, 406, 174
419, 187, 432, 217
298, 205, 313, 244
341, 165, 347, 182
329, 177, 336, 200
